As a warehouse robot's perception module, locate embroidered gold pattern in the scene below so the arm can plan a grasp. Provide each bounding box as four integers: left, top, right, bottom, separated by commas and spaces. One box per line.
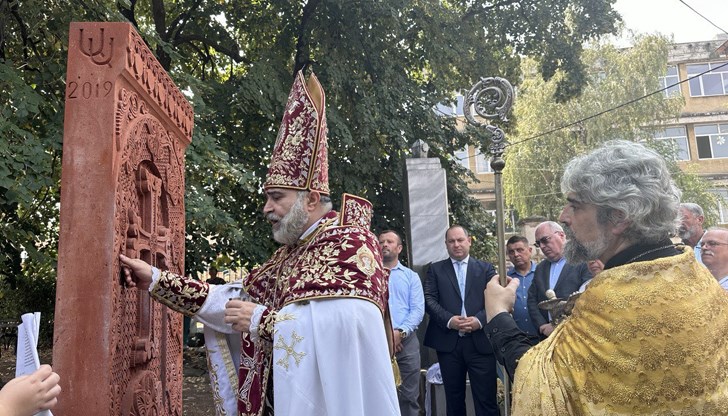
340, 193, 373, 229
264, 71, 329, 195
274, 330, 306, 370
205, 356, 227, 416
238, 350, 257, 411
276, 313, 296, 323
245, 212, 388, 312
511, 248, 728, 415
236, 210, 389, 416
348, 245, 377, 277
258, 309, 276, 341
151, 270, 209, 316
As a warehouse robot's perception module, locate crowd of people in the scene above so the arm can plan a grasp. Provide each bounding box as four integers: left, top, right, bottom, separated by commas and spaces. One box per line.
485, 141, 728, 414
7, 70, 728, 416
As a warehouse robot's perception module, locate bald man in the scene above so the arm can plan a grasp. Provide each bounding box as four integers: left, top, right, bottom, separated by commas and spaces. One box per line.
700, 227, 728, 290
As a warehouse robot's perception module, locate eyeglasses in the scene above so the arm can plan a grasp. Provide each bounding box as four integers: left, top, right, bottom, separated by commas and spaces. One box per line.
534, 232, 559, 248
699, 240, 728, 249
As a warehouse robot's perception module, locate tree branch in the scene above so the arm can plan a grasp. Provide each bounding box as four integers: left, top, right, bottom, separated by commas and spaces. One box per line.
117, 0, 139, 29
151, 0, 166, 40
173, 33, 250, 64
168, 0, 204, 40
294, 0, 321, 76
462, 0, 525, 22
9, 0, 30, 62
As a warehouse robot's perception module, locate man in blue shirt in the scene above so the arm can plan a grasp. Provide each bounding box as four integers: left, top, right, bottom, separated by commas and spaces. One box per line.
379, 230, 425, 416
505, 235, 539, 338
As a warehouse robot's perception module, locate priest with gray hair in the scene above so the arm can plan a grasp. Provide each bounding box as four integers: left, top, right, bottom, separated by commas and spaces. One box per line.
484, 140, 728, 415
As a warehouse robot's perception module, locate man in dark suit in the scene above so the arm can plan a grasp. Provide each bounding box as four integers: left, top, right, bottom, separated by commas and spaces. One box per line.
424, 225, 498, 416
527, 221, 591, 339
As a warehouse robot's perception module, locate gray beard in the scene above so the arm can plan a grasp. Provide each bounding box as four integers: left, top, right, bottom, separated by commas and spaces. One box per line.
271, 196, 308, 246
678, 227, 693, 242
563, 226, 609, 264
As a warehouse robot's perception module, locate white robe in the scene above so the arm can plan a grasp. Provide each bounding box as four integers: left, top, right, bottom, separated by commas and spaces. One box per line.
162, 278, 400, 416
273, 299, 400, 416
190, 281, 244, 416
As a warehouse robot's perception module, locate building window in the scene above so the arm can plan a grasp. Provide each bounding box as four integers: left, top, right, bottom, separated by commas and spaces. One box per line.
695, 124, 728, 159
436, 94, 466, 117
456, 95, 465, 116
687, 61, 728, 97
453, 146, 470, 170
653, 126, 689, 160
659, 65, 681, 98
474, 149, 493, 173
715, 189, 728, 224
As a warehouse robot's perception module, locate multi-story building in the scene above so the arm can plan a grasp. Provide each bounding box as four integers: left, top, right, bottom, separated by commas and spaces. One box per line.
448, 36, 728, 225
655, 37, 728, 223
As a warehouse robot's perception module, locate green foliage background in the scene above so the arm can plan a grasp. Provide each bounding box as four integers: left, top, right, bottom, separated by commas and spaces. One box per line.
504, 35, 721, 225
0, 0, 621, 333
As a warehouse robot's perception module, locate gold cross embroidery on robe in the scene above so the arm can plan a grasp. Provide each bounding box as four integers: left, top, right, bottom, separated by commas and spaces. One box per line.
274, 330, 306, 370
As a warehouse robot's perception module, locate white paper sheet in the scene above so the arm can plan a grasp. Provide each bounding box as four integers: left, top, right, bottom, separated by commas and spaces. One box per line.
15, 312, 52, 416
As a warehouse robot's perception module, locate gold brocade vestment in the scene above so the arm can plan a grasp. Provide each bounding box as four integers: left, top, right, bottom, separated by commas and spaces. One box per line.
236, 210, 390, 416
512, 247, 728, 415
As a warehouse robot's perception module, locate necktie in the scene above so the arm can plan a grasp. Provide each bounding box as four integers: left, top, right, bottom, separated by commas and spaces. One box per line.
457, 261, 467, 317
457, 261, 466, 298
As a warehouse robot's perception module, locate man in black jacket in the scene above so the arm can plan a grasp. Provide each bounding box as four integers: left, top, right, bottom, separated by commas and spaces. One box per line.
528, 221, 591, 339
424, 225, 498, 416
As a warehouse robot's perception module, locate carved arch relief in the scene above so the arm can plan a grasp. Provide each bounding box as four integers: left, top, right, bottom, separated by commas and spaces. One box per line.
113, 87, 185, 415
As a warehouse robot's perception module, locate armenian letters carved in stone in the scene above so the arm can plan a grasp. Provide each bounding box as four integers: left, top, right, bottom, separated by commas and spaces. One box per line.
54, 22, 192, 416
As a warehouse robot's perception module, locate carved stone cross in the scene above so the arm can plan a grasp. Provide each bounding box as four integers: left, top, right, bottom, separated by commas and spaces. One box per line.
54, 22, 192, 416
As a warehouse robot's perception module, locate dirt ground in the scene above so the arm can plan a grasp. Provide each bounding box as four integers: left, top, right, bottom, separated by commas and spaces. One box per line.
0, 345, 216, 416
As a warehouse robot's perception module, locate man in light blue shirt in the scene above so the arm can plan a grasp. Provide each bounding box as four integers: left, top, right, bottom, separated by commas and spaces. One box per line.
379, 230, 424, 416
505, 235, 539, 338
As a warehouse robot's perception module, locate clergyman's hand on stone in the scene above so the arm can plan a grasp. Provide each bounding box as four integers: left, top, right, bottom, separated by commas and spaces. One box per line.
224, 299, 259, 333
484, 274, 519, 323
119, 254, 153, 290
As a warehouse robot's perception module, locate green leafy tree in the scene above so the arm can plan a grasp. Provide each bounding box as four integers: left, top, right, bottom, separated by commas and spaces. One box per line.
503, 34, 717, 222
0, 0, 621, 315
187, 0, 619, 263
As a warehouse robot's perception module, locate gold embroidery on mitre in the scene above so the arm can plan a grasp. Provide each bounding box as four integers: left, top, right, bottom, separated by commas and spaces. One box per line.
348, 245, 377, 277
264, 70, 329, 195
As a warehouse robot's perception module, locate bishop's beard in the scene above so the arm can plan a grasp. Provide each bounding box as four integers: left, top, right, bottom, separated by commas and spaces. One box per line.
268, 194, 308, 246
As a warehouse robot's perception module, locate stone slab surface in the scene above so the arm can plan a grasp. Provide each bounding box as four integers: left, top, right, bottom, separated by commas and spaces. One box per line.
54, 21, 193, 416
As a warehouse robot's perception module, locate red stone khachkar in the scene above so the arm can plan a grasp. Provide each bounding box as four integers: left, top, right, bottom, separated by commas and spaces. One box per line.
54, 22, 193, 415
